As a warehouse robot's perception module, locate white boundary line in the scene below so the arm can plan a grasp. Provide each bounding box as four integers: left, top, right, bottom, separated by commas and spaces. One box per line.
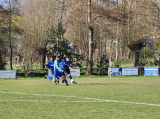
1, 92, 160, 107
13, 82, 111, 85
0, 100, 104, 103
0, 100, 51, 102
0, 81, 136, 86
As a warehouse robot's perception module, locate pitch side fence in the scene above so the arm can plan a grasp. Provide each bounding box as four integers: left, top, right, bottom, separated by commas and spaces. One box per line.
0, 66, 159, 79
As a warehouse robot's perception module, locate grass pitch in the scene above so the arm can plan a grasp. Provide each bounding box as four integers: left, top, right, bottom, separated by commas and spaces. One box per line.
0, 77, 160, 119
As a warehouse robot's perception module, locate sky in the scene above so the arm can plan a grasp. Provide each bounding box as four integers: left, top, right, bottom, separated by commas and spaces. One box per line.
0, 0, 6, 7
0, 0, 14, 8
0, 0, 4, 4
0, 0, 2, 5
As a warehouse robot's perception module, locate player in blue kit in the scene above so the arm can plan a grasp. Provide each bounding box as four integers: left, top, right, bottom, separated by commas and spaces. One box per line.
61, 56, 78, 84
47, 56, 55, 75
52, 55, 69, 86
59, 59, 71, 85
44, 56, 55, 81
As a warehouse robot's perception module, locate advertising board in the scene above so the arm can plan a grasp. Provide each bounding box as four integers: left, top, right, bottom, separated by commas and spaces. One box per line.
48, 68, 80, 77
0, 70, 17, 79
108, 67, 138, 77
144, 67, 158, 77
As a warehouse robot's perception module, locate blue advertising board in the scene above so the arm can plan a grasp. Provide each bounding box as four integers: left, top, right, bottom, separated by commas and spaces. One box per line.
144, 67, 158, 76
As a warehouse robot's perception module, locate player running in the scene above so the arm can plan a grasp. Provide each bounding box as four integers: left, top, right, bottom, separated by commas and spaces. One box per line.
47, 56, 54, 75
44, 56, 56, 82
61, 56, 78, 84
52, 55, 69, 86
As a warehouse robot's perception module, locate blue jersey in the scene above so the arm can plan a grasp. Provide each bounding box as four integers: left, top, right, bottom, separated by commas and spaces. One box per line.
47, 60, 54, 66
54, 60, 59, 72
53, 59, 65, 78
47, 60, 54, 74
59, 60, 65, 70
47, 60, 54, 69
61, 59, 72, 70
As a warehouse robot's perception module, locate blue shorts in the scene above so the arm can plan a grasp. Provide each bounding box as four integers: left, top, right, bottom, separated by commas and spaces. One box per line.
61, 72, 65, 76
54, 71, 65, 78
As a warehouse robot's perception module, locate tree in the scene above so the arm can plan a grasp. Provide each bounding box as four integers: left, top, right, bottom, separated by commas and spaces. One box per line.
87, 0, 93, 75
155, 37, 160, 51
48, 22, 82, 61
0, 5, 7, 69
21, 0, 63, 69
128, 41, 144, 66
0, 0, 22, 69
65, 0, 128, 73
125, 0, 160, 66
8, 0, 13, 70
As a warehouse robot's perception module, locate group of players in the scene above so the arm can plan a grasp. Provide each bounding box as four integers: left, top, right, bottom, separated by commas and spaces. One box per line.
44, 54, 78, 86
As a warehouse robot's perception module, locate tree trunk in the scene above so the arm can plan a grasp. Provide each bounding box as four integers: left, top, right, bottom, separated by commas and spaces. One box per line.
86, 26, 93, 75
10, 46, 13, 69
86, 0, 93, 75
115, 0, 119, 62
0, 53, 6, 69
127, 48, 130, 59
127, 0, 131, 60
36, 48, 47, 69
9, 0, 13, 70
128, 41, 143, 66
40, 54, 46, 69
119, 42, 122, 60
110, 40, 113, 60
134, 52, 139, 67
115, 23, 119, 61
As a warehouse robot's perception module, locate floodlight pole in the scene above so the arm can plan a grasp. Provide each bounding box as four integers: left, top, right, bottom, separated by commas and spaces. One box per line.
15, 65, 17, 80
137, 66, 138, 77
144, 66, 145, 77
108, 67, 109, 78
158, 66, 159, 77
110, 67, 111, 79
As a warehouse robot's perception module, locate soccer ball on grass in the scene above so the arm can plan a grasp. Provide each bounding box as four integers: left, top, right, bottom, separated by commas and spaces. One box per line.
71, 79, 75, 83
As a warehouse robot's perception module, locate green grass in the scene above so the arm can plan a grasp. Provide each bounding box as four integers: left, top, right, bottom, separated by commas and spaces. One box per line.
0, 77, 160, 119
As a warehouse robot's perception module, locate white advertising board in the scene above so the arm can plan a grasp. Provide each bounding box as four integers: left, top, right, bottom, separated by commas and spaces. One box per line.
48, 68, 80, 77
122, 68, 138, 75
0, 70, 17, 79
69, 69, 80, 77
108, 68, 120, 76
48, 69, 53, 77
108, 68, 138, 76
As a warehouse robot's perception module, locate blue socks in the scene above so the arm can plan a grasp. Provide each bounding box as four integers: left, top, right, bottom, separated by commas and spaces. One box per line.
62, 79, 68, 85
64, 79, 68, 85
47, 76, 53, 81
48, 76, 68, 86
69, 76, 72, 80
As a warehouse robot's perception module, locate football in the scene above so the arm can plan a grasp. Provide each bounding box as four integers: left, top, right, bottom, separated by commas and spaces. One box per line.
71, 79, 75, 83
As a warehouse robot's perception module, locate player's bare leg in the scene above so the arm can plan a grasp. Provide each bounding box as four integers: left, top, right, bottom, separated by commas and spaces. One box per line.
52, 78, 57, 85
55, 76, 60, 84
43, 75, 47, 79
